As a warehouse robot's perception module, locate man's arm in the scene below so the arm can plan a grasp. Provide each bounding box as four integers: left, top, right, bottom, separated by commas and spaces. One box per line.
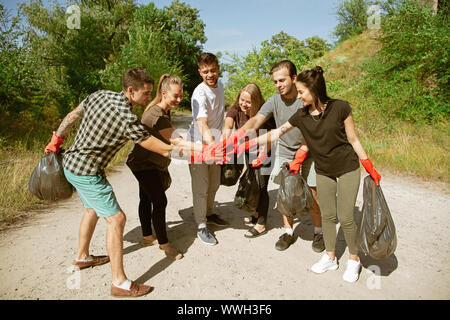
196, 117, 215, 144
240, 113, 267, 131
56, 104, 84, 137
45, 104, 84, 153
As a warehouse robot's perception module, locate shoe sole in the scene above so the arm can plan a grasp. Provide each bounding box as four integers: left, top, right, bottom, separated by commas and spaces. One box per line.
111, 286, 154, 298
197, 234, 217, 246
311, 264, 339, 274
244, 229, 267, 239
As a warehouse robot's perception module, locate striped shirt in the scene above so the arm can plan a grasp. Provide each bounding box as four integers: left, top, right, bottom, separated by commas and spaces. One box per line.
63, 90, 150, 176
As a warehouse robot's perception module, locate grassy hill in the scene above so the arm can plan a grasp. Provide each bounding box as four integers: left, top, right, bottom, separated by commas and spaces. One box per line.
306, 31, 448, 182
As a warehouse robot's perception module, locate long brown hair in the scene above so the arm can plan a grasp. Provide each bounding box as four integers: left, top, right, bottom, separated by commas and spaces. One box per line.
296, 66, 332, 113
231, 83, 265, 118
144, 74, 183, 112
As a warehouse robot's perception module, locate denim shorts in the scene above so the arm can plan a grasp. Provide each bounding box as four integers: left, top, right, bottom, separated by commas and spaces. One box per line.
64, 169, 121, 218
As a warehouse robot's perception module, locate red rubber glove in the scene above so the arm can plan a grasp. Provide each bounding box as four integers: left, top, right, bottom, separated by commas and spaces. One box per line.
44, 131, 65, 154
251, 152, 268, 168
360, 158, 381, 186
236, 139, 258, 158
221, 129, 248, 156
288, 149, 308, 174
191, 144, 230, 164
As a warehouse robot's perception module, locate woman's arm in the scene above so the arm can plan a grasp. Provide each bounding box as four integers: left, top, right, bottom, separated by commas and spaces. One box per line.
222, 117, 235, 139
344, 113, 368, 159
256, 121, 294, 147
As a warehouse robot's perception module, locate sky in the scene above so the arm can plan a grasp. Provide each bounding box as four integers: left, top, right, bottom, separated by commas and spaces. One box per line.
2, 0, 341, 60
147, 0, 340, 60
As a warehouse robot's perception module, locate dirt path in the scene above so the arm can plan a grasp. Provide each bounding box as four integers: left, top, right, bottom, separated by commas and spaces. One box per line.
0, 115, 449, 300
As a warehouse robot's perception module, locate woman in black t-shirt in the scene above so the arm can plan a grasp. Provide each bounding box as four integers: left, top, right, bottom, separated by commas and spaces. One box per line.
223, 83, 275, 238
248, 67, 381, 283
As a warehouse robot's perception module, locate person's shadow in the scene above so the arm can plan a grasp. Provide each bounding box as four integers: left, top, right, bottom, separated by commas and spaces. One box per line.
123, 213, 199, 284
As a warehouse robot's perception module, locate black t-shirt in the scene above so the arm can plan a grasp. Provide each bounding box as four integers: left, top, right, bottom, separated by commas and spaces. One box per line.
126, 105, 172, 172
288, 99, 359, 178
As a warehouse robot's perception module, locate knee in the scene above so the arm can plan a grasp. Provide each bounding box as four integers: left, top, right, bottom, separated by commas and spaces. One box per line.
321, 212, 337, 224
106, 211, 126, 229
339, 216, 356, 230
153, 197, 168, 212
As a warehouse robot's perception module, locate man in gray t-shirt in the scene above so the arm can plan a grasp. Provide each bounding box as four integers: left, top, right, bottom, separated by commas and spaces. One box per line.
240, 60, 324, 253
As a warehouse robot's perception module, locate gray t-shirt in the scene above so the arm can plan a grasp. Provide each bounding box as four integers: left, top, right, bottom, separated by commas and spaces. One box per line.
258, 93, 304, 159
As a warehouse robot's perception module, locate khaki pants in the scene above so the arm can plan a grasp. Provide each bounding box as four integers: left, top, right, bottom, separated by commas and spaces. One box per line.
316, 168, 361, 255
188, 163, 221, 226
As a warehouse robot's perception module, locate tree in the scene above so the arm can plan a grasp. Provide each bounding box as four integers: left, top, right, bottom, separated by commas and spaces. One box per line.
0, 4, 46, 124
101, 1, 207, 107
223, 32, 331, 106
20, 0, 137, 115
333, 0, 371, 42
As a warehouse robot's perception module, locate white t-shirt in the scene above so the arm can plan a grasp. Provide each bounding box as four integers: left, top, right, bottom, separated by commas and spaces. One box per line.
187, 81, 225, 144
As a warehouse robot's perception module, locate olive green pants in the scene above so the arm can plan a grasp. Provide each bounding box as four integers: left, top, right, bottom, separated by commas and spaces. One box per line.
316, 168, 360, 255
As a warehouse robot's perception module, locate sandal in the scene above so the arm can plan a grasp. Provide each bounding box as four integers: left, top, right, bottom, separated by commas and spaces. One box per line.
244, 227, 267, 238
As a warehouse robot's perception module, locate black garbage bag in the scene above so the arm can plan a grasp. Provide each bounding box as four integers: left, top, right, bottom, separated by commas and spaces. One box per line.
28, 152, 73, 201
220, 163, 244, 186
276, 163, 313, 218
357, 176, 397, 260
234, 167, 260, 213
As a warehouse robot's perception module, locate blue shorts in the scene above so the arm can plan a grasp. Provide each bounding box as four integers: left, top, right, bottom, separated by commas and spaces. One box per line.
64, 169, 121, 218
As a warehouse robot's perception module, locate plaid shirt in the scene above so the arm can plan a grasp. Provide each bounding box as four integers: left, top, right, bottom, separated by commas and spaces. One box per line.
63, 90, 150, 176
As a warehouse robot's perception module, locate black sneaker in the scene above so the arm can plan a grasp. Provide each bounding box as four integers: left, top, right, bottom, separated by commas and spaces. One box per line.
206, 214, 229, 227
275, 233, 295, 251
312, 233, 325, 253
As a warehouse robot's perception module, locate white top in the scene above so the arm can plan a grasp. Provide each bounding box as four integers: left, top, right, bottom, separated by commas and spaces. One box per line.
187, 81, 225, 144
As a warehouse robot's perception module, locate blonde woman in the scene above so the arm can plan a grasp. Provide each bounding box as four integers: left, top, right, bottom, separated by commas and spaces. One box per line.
126, 74, 210, 260
223, 83, 275, 238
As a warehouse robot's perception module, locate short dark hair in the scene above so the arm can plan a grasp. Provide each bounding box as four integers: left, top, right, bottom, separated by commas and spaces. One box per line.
122, 67, 154, 91
270, 60, 297, 77
197, 52, 219, 68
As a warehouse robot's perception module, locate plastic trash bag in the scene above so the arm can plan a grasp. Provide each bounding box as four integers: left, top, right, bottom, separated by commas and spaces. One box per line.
234, 167, 260, 213
220, 163, 244, 186
357, 176, 397, 260
276, 163, 313, 218
28, 152, 73, 201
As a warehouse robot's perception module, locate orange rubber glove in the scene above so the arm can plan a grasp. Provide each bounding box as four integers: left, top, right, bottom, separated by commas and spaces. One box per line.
288, 149, 308, 174
44, 131, 65, 154
360, 158, 381, 186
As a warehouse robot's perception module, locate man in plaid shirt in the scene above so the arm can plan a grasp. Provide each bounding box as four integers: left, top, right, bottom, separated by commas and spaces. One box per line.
44, 68, 178, 297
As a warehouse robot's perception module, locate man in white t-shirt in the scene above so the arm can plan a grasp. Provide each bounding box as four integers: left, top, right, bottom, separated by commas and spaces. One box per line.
188, 52, 228, 245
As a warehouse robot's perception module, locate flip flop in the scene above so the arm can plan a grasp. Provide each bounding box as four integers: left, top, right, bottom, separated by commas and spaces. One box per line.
244, 227, 267, 238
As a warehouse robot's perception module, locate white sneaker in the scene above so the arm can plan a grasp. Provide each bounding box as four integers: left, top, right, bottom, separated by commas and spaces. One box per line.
343, 259, 361, 283
311, 253, 339, 274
